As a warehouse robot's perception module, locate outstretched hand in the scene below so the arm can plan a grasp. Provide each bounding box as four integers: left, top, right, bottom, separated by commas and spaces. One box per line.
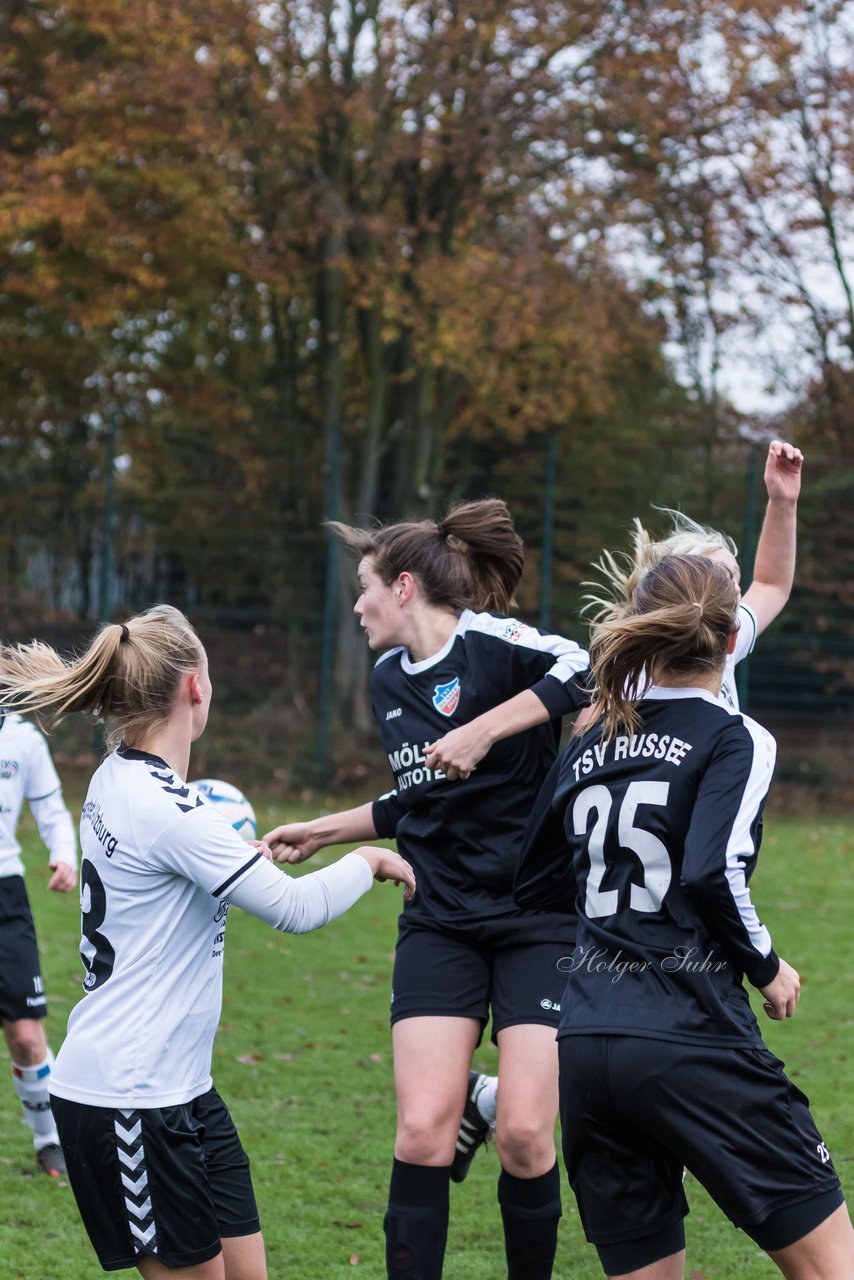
353, 845, 416, 900
764, 440, 803, 504
760, 957, 801, 1020
264, 822, 322, 865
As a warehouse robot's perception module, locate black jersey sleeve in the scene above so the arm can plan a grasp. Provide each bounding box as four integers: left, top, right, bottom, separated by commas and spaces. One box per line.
680, 721, 780, 989
372, 789, 408, 839
532, 669, 592, 718
465, 614, 590, 718
513, 753, 578, 914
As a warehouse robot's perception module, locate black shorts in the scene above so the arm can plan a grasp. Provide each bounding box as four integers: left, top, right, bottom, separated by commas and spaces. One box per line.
391, 918, 569, 1041
0, 875, 48, 1022
50, 1086, 260, 1271
559, 1035, 843, 1273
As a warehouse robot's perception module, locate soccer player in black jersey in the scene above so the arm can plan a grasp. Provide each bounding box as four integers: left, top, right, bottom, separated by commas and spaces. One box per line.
516, 553, 853, 1279
265, 499, 590, 1280
0, 606, 415, 1280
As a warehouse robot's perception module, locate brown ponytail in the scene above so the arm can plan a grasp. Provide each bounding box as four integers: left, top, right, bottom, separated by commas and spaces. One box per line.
328, 498, 524, 615
585, 555, 739, 740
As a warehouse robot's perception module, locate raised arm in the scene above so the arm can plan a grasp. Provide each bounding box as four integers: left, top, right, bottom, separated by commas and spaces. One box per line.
742, 440, 803, 637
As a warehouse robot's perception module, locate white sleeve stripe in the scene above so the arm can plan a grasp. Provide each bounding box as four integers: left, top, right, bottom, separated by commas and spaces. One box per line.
212, 851, 262, 897
723, 719, 777, 957
734, 603, 758, 661
463, 612, 589, 675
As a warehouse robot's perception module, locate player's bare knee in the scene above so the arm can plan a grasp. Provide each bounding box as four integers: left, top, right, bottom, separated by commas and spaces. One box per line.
494, 1116, 554, 1176
4, 1018, 47, 1065
395, 1114, 457, 1165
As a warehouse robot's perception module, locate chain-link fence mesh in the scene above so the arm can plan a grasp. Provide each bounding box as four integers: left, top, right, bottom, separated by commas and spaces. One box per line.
2, 448, 851, 808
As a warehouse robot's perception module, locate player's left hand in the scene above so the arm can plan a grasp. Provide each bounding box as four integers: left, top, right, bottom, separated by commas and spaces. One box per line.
425, 722, 492, 781
764, 440, 803, 504
249, 839, 274, 861
760, 957, 801, 1020
48, 860, 77, 893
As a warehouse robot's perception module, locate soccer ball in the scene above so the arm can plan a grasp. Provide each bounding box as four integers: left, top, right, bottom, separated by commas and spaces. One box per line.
194, 778, 257, 840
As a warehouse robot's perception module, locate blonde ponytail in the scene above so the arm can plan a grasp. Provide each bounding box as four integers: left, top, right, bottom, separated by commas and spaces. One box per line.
0, 605, 202, 751
586, 555, 739, 740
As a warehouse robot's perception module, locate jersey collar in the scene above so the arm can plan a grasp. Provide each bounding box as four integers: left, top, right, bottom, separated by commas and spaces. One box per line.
643, 685, 723, 707
117, 744, 171, 769
399, 610, 470, 674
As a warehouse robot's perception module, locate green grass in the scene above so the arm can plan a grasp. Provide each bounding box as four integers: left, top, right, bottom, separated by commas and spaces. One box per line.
2, 806, 852, 1279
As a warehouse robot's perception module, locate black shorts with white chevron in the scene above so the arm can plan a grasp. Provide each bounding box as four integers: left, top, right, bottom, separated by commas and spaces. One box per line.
50, 1086, 260, 1270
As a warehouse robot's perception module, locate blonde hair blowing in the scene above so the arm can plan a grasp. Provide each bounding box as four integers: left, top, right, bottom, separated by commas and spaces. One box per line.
583, 509, 737, 636
586, 554, 739, 741
0, 605, 202, 752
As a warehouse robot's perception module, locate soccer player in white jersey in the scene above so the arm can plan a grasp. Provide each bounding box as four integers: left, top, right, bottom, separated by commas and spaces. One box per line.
0, 605, 415, 1280
0, 710, 77, 1177
265, 499, 591, 1280
515, 553, 853, 1279
586, 439, 803, 710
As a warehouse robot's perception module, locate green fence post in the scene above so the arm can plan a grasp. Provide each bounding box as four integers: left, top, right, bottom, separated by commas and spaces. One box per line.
540, 430, 557, 629
317, 424, 342, 784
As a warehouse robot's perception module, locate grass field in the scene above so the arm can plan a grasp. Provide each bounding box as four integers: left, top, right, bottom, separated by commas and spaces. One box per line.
1, 803, 852, 1279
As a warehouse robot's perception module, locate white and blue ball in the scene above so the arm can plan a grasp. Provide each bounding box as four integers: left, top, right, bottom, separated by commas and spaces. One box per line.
194, 778, 257, 840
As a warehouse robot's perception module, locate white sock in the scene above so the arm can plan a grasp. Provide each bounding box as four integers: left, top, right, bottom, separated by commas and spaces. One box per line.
474, 1074, 498, 1127
11, 1050, 60, 1151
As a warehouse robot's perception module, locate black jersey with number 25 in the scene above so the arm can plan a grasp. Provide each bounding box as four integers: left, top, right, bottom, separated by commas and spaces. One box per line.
515, 687, 780, 1048
370, 608, 589, 928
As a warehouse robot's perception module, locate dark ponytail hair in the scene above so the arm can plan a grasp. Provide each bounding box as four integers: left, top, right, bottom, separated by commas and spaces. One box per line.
328, 498, 524, 615
586, 554, 739, 740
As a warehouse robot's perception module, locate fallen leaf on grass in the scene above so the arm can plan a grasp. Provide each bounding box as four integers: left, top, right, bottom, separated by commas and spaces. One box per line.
236, 1053, 263, 1064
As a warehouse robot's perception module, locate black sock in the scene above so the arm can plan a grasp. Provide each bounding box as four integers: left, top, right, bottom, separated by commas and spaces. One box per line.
498, 1163, 562, 1280
384, 1158, 451, 1279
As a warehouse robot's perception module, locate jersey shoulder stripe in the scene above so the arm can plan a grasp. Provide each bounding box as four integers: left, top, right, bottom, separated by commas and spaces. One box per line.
734, 602, 758, 660
27, 785, 62, 802
212, 851, 263, 897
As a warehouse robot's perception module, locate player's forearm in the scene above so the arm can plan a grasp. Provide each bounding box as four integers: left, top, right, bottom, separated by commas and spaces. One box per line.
30, 793, 78, 870
228, 851, 374, 933
467, 689, 551, 752
306, 802, 378, 848
750, 496, 797, 597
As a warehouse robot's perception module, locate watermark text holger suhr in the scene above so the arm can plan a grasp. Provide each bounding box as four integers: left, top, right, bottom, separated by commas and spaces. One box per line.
558, 945, 727, 984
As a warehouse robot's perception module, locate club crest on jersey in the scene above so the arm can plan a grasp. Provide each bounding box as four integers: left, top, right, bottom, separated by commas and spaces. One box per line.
502, 620, 525, 643
433, 677, 461, 716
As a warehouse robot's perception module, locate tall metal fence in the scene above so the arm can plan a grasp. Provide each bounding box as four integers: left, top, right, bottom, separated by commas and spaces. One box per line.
2, 449, 852, 809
